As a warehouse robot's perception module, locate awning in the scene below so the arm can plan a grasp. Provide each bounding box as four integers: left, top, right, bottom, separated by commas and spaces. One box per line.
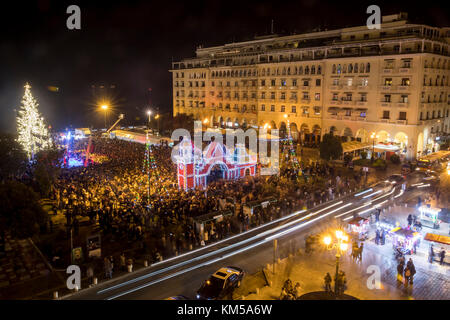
424, 233, 450, 245
342, 141, 372, 153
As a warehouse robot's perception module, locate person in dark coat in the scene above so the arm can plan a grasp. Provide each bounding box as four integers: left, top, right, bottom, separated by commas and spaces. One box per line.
375, 229, 380, 245
439, 248, 446, 265
380, 229, 386, 245
324, 272, 332, 293
397, 260, 405, 283
406, 258, 416, 285
407, 214, 413, 226
429, 245, 435, 264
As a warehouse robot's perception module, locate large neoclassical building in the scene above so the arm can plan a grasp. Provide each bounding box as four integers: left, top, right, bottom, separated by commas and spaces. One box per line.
170, 13, 449, 159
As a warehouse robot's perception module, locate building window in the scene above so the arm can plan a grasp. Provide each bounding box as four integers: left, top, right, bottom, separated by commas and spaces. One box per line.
271, 79, 276, 86
311, 66, 316, 74
270, 105, 275, 112
401, 78, 410, 86
333, 79, 339, 86
332, 93, 339, 100
384, 78, 393, 86
420, 112, 423, 120
292, 79, 297, 86
345, 109, 351, 116
281, 105, 285, 112
337, 64, 341, 74
303, 80, 309, 86
384, 95, 391, 102
316, 79, 321, 86
332, 65, 336, 74
354, 63, 358, 73
281, 79, 287, 86
360, 94, 367, 101
317, 66, 322, 74
382, 110, 390, 119
401, 95, 408, 103
364, 34, 369, 39
315, 93, 320, 101
366, 63, 370, 72
399, 112, 407, 120
292, 106, 297, 113
261, 104, 265, 111
271, 92, 275, 99
280, 92, 286, 100
346, 78, 353, 86
314, 106, 321, 115
305, 66, 310, 74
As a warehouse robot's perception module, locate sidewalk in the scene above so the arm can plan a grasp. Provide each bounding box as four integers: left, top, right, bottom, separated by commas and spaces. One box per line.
240, 219, 450, 300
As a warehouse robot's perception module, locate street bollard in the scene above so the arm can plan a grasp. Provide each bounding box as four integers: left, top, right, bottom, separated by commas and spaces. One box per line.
53, 291, 58, 299
74, 285, 79, 292
189, 244, 193, 250
93, 277, 98, 285
127, 264, 133, 273
144, 260, 148, 267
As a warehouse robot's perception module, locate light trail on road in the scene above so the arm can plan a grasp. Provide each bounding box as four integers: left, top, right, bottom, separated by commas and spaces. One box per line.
98, 203, 342, 295
86, 185, 399, 300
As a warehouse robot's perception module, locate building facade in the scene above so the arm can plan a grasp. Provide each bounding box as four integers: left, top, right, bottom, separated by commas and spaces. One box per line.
170, 13, 450, 159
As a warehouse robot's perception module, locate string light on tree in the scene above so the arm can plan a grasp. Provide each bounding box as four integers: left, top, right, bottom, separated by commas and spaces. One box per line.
16, 83, 51, 159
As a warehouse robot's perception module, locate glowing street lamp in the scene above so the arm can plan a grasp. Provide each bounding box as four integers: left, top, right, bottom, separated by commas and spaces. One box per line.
322, 229, 349, 296
370, 132, 379, 161
100, 104, 109, 128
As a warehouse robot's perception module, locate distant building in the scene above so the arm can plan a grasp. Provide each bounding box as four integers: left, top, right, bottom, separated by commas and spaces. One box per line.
170, 13, 450, 159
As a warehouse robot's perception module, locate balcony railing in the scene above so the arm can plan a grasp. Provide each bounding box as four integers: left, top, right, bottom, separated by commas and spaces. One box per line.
399, 67, 411, 73
397, 85, 410, 91
397, 102, 408, 107
380, 101, 391, 107
380, 85, 393, 91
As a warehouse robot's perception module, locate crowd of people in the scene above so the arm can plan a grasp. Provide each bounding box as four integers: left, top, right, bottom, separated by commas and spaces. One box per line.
48, 135, 361, 272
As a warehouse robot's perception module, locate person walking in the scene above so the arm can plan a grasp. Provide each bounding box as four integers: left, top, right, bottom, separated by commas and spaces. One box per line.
357, 243, 364, 262
324, 272, 332, 293
397, 259, 405, 283
406, 258, 416, 285
439, 248, 446, 265
120, 252, 126, 272
428, 244, 435, 264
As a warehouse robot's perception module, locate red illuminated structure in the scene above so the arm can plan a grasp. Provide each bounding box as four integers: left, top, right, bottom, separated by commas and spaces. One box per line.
175, 137, 257, 190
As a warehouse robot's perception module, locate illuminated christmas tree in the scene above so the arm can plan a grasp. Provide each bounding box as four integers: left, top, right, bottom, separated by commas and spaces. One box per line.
16, 83, 51, 159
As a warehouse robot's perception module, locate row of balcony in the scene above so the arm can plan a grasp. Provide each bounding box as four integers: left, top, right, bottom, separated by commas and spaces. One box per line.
381, 67, 412, 74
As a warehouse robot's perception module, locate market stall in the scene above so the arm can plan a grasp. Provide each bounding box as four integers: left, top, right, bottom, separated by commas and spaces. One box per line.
346, 216, 370, 241
418, 205, 441, 229
390, 227, 421, 255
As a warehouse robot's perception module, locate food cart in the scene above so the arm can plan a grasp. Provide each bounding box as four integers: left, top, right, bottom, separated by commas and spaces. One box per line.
418, 205, 441, 229
346, 217, 370, 241
390, 227, 421, 255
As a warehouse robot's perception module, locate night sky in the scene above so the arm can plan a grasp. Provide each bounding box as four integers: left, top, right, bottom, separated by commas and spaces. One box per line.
0, 0, 448, 132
